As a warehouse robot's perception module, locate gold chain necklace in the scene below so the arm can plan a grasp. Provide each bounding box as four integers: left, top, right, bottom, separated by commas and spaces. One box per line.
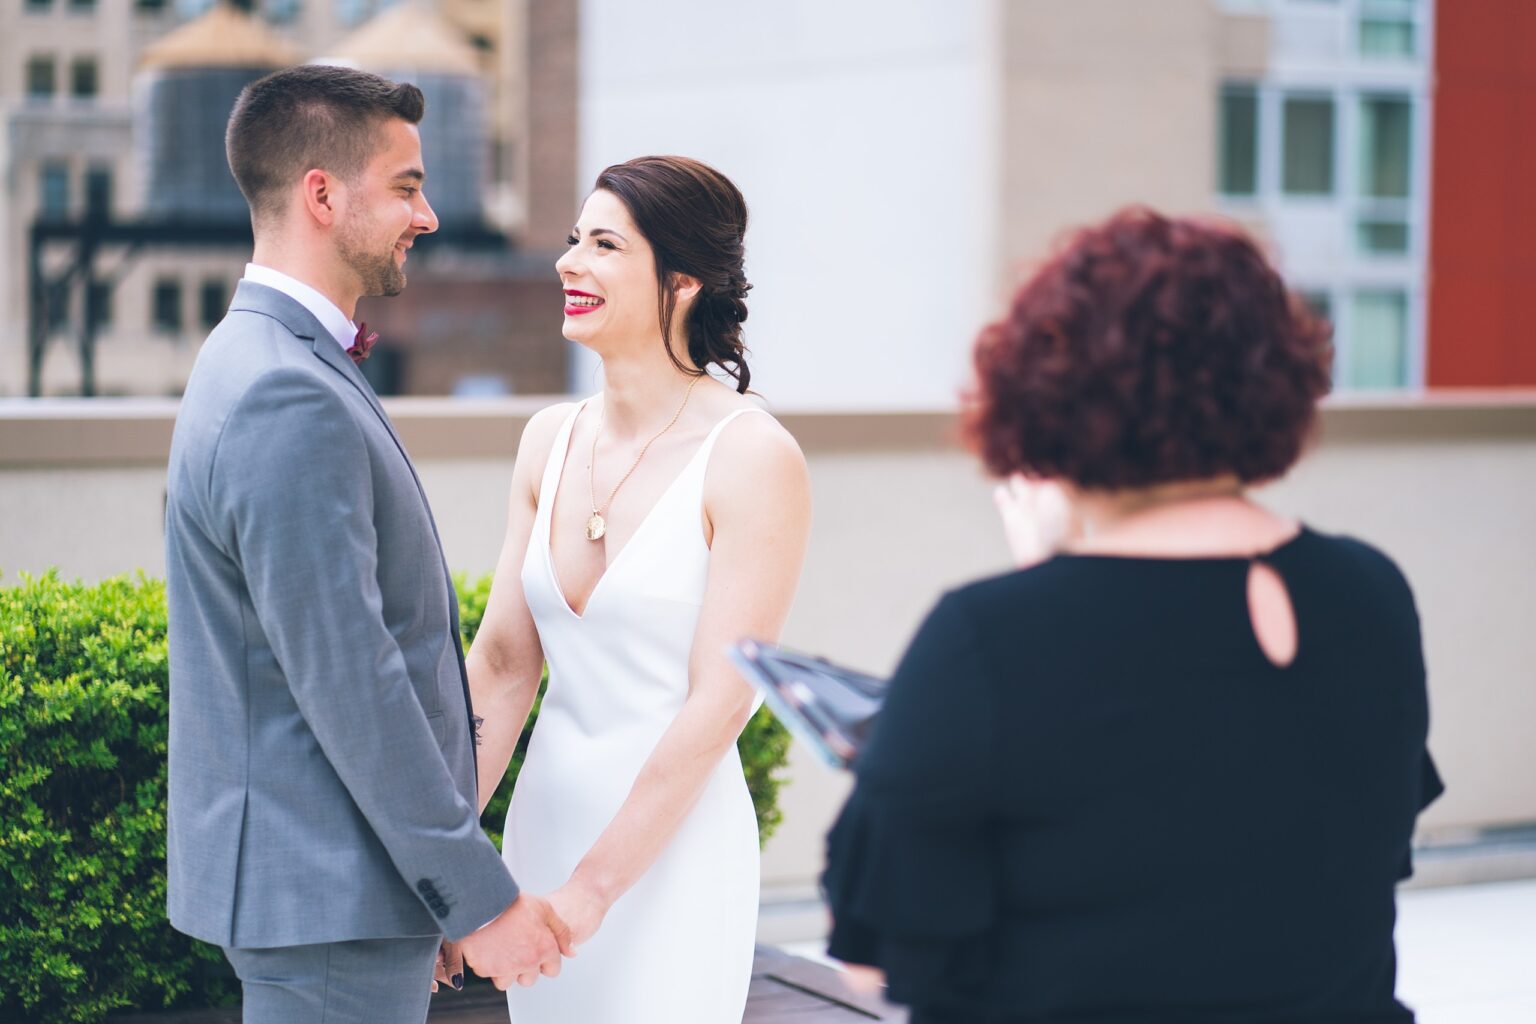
586, 374, 702, 542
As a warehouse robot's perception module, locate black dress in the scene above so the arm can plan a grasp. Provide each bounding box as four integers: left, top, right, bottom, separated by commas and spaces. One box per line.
823, 526, 1443, 1024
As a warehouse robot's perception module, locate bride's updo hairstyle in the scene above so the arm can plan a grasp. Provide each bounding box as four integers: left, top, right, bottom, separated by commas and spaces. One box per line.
594, 156, 753, 393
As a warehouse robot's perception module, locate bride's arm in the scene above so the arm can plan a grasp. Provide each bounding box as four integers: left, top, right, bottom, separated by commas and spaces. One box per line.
551, 414, 812, 943
465, 404, 571, 813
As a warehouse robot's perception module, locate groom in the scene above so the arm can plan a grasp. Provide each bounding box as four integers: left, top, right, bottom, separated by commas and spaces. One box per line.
164, 65, 570, 1022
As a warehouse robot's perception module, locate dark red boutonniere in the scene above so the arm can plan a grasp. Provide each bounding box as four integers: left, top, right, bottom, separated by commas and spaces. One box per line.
348, 322, 380, 365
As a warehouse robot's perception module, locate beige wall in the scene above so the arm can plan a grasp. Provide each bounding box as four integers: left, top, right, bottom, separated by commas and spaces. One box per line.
3, 398, 1534, 890
997, 0, 1224, 290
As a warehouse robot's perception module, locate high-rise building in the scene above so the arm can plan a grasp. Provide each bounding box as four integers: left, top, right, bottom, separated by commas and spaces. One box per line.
1210, 0, 1431, 390
581, 0, 1530, 408
0, 0, 575, 398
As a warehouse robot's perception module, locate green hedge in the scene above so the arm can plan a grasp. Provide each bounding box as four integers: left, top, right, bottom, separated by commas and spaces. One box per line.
1, 571, 791, 1024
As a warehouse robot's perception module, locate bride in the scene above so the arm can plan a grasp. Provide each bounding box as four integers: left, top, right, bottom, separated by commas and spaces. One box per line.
463, 155, 812, 1021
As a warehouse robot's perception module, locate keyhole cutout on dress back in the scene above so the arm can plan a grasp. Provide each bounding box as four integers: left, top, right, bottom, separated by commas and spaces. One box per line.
1247, 559, 1298, 668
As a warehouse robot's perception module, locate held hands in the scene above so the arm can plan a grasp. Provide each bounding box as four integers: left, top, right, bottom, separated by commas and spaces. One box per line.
546, 879, 609, 950
458, 892, 576, 991
993, 474, 1076, 569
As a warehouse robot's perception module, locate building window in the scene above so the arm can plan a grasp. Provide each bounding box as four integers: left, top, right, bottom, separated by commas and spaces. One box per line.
26, 56, 57, 100
153, 279, 183, 333
174, 0, 217, 16
1357, 94, 1412, 254
1360, 17, 1414, 56
1346, 290, 1408, 388
1282, 95, 1335, 195
70, 57, 98, 100
1219, 84, 1260, 197
85, 165, 112, 220
25, 0, 54, 12
200, 280, 228, 329
87, 281, 113, 329
135, 0, 168, 10
1357, 221, 1409, 253
40, 162, 70, 219
68, 0, 98, 11
1359, 95, 1411, 199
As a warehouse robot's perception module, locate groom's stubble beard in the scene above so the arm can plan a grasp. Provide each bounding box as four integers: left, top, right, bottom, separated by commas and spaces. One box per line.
337, 211, 407, 298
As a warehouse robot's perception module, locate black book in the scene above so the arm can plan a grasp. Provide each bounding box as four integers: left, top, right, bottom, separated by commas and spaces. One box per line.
728, 639, 887, 769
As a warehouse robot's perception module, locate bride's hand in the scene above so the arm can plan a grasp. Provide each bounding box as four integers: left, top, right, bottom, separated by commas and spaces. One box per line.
993, 473, 1076, 569
546, 881, 608, 949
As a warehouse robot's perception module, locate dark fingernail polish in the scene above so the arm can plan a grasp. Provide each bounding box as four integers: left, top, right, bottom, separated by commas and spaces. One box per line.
452, 973, 464, 991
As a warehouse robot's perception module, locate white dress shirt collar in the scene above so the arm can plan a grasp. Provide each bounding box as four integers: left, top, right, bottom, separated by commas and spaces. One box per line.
242, 263, 356, 352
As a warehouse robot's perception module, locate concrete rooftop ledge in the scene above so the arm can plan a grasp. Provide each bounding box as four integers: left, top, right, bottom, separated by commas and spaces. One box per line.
2, 391, 1535, 467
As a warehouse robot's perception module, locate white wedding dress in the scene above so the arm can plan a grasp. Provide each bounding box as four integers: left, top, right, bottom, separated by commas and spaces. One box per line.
502, 400, 766, 1023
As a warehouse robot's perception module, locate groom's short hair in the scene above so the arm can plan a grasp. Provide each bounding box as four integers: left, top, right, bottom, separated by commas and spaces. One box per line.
225, 64, 425, 225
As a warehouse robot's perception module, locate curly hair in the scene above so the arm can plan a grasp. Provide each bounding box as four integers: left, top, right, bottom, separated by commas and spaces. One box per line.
594, 156, 753, 393
962, 207, 1333, 489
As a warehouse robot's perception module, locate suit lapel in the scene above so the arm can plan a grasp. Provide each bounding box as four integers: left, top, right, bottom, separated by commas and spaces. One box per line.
308, 326, 478, 767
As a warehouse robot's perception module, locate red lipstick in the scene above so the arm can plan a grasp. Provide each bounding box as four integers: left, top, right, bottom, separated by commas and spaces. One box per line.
564, 289, 604, 316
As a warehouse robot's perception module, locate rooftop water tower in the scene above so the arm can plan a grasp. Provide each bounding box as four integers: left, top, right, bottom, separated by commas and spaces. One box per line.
316, 2, 489, 234
135, 3, 301, 220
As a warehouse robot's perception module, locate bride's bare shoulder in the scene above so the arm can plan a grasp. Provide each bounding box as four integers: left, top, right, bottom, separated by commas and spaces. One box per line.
709, 399, 806, 489
514, 400, 583, 499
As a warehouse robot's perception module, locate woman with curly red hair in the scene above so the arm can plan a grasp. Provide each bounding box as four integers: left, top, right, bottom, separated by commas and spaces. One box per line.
822, 208, 1442, 1024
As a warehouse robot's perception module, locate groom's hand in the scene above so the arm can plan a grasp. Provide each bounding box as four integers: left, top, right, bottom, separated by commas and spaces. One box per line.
459, 893, 576, 990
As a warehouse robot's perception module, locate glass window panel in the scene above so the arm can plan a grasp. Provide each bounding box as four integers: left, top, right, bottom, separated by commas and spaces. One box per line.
1283, 96, 1334, 195
1361, 18, 1415, 56
1360, 95, 1412, 198
41, 162, 69, 218
200, 280, 228, 329
70, 58, 98, 99
1348, 290, 1408, 388
85, 165, 111, 218
1219, 86, 1259, 196
26, 56, 56, 98
154, 280, 183, 332
1358, 220, 1409, 253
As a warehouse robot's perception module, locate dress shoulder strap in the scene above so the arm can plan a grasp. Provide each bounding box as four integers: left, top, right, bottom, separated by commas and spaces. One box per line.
697, 406, 772, 462
534, 399, 589, 518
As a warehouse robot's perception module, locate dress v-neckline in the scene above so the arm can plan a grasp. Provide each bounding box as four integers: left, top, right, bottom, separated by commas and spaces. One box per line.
543, 401, 714, 621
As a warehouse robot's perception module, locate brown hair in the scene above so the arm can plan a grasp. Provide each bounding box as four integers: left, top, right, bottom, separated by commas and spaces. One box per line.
594, 156, 753, 393
225, 64, 424, 224
962, 207, 1333, 489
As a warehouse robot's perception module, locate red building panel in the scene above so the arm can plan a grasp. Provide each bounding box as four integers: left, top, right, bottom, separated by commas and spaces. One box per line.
1425, 0, 1536, 386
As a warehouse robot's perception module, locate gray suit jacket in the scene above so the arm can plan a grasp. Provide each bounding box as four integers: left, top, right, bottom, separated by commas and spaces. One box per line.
165, 280, 518, 949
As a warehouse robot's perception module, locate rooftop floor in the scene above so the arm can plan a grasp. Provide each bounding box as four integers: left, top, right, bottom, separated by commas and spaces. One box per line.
103, 880, 1536, 1023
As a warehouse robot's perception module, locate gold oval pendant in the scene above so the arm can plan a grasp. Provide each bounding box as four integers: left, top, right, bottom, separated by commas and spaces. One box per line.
585, 513, 607, 541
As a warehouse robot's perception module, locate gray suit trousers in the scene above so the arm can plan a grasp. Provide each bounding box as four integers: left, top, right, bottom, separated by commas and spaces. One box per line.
223, 936, 441, 1024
